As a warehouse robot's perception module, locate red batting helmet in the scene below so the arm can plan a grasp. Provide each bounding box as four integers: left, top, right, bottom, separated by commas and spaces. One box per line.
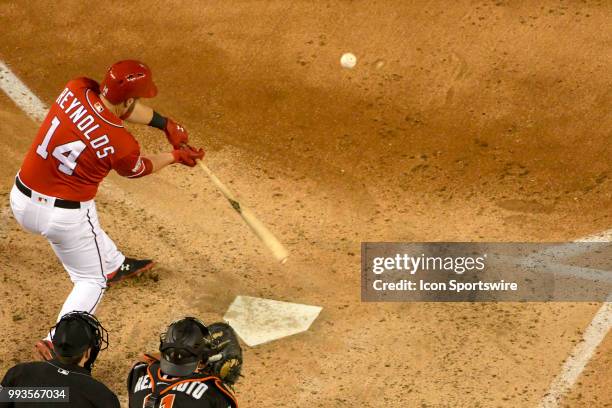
100, 60, 158, 104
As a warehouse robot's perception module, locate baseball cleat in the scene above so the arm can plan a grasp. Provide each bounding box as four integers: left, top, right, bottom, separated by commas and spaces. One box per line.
34, 339, 54, 361
106, 258, 154, 286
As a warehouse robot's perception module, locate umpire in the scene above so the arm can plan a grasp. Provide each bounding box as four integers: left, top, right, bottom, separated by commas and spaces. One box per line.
0, 311, 119, 407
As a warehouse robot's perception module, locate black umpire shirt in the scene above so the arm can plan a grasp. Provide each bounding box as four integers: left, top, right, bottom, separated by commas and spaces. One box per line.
0, 359, 119, 408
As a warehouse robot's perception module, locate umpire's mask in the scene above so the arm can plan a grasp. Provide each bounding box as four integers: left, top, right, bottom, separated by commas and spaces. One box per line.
51, 311, 109, 372
159, 317, 211, 377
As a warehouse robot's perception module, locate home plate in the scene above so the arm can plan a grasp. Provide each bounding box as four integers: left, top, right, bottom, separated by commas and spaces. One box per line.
223, 296, 322, 347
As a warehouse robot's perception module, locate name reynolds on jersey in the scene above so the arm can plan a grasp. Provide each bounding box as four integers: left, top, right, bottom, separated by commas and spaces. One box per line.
133, 374, 211, 400
55, 87, 115, 159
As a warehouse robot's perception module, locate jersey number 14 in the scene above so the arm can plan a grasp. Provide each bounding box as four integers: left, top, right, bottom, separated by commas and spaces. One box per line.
36, 116, 86, 176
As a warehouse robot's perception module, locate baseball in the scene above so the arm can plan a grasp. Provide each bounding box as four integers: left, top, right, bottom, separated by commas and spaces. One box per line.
340, 52, 357, 69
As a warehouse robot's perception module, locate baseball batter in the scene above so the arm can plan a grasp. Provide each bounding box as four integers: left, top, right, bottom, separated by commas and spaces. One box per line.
9, 60, 204, 360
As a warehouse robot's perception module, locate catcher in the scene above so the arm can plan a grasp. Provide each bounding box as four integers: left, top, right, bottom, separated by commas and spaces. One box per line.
127, 317, 242, 408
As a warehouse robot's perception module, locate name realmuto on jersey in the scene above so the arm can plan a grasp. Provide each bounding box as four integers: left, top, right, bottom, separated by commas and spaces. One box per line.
133, 373, 211, 400
55, 87, 115, 159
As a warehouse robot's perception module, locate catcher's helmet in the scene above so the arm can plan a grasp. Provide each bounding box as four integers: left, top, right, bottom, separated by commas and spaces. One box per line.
100, 60, 158, 104
159, 317, 212, 377
51, 311, 108, 371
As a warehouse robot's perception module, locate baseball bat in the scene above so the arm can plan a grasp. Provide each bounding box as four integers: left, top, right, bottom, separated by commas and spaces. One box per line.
198, 161, 289, 264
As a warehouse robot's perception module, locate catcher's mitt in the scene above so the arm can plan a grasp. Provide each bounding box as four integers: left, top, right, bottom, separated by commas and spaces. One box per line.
204, 322, 243, 385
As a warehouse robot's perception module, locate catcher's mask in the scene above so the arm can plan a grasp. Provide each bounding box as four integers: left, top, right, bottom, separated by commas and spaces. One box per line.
51, 311, 108, 372
159, 317, 211, 377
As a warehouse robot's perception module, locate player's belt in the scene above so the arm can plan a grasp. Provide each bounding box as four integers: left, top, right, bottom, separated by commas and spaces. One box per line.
15, 177, 81, 209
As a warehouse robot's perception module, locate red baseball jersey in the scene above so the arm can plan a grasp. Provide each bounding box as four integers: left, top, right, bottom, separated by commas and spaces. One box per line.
19, 77, 147, 201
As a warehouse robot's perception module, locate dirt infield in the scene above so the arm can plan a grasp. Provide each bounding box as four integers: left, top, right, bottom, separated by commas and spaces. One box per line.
0, 1, 610, 407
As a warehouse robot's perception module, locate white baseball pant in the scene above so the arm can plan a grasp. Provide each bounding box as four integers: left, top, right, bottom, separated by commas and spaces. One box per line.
9, 177, 125, 335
